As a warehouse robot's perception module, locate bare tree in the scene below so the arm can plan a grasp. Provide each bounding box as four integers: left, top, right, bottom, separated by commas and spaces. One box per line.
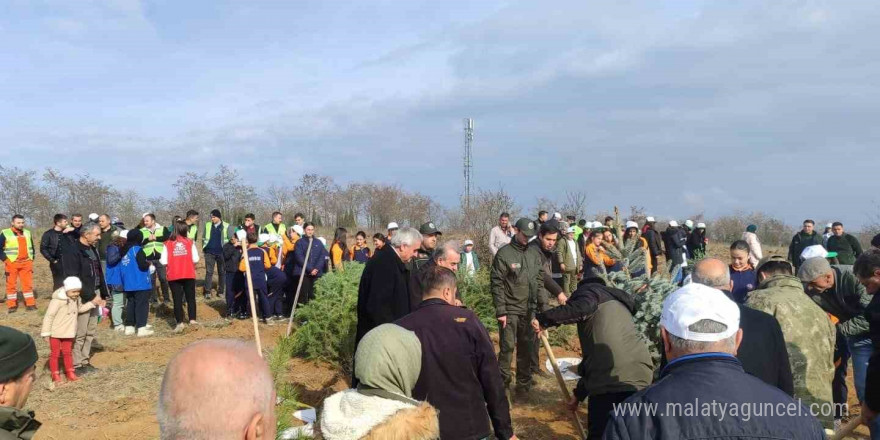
0, 166, 44, 222
559, 190, 588, 219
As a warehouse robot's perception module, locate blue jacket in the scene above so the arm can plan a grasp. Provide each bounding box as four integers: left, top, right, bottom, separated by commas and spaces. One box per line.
104, 244, 123, 289
288, 237, 326, 277
120, 245, 151, 292
603, 353, 825, 439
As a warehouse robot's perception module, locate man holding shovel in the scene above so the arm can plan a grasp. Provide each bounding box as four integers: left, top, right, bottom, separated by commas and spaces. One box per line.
532, 277, 652, 439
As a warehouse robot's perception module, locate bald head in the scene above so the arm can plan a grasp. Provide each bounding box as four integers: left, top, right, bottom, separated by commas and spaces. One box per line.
692, 258, 732, 291
158, 339, 276, 440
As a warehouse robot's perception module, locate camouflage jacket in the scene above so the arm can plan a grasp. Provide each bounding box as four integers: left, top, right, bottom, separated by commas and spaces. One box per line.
747, 274, 835, 427
0, 407, 40, 440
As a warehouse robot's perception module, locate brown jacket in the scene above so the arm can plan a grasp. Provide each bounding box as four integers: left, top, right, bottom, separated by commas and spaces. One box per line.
40, 288, 96, 339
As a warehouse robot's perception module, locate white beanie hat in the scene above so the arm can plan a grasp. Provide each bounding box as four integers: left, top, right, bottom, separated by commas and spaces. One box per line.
64, 277, 82, 292
669, 220, 680, 227
292, 225, 304, 236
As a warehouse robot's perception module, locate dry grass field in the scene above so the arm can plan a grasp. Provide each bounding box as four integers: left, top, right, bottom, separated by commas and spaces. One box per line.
0, 242, 869, 439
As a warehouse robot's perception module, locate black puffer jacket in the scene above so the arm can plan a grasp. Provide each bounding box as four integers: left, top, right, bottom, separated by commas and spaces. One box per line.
603, 354, 826, 439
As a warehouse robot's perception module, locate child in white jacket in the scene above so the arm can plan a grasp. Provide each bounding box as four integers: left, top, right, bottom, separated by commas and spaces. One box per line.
40, 277, 105, 383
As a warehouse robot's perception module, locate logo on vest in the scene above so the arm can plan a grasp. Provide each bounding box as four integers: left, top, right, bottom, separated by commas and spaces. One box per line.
172, 242, 188, 257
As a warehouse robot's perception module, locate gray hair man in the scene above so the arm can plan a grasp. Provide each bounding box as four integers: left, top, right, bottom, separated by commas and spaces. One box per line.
690, 258, 793, 395
158, 339, 276, 440
604, 283, 825, 439
355, 227, 423, 382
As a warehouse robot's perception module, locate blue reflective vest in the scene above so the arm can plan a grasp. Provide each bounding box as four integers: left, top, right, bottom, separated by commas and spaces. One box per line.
120, 245, 151, 291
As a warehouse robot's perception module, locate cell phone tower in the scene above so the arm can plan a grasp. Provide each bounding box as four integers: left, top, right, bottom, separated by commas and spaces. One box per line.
463, 118, 474, 210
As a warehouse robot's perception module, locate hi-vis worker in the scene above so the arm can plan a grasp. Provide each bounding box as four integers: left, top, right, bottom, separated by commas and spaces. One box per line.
0, 215, 37, 312
260, 211, 287, 236
202, 209, 230, 298
184, 210, 200, 241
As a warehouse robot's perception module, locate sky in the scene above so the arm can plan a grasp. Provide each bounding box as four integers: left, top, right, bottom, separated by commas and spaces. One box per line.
2, 0, 878, 227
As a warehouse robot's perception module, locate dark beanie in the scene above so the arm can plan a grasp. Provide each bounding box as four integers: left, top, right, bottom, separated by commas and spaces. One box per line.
211, 209, 222, 219
872, 233, 880, 248
127, 229, 143, 243
0, 326, 38, 383
747, 224, 758, 233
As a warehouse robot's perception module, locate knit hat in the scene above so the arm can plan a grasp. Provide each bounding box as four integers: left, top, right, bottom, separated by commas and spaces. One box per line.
63, 277, 82, 292
0, 325, 38, 383
798, 257, 833, 282
746, 224, 757, 233
210, 209, 222, 219
127, 229, 143, 243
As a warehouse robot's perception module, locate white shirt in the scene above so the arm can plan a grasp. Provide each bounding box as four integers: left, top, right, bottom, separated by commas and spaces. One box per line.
567, 239, 578, 265
464, 252, 475, 274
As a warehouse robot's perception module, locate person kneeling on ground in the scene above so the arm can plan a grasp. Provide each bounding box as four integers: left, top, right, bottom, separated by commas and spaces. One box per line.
41, 277, 104, 384
0, 325, 40, 439
158, 339, 276, 440
532, 277, 653, 439
318, 324, 440, 440
603, 283, 825, 439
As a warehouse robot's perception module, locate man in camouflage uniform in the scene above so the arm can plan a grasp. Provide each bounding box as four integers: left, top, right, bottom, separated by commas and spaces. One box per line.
747, 256, 835, 428
491, 218, 548, 399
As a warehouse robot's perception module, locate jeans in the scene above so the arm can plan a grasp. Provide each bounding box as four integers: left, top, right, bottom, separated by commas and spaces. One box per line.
73, 307, 98, 367
50, 260, 64, 290
111, 290, 125, 327
847, 335, 880, 439
224, 271, 240, 316
203, 252, 226, 295
169, 279, 197, 323
125, 290, 150, 329
833, 329, 850, 419
151, 261, 170, 302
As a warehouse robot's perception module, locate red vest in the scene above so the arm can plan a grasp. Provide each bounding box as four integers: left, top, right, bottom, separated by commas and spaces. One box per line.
164, 238, 196, 281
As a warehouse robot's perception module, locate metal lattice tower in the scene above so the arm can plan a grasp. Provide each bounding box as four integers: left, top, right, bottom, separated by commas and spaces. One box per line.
463, 118, 474, 209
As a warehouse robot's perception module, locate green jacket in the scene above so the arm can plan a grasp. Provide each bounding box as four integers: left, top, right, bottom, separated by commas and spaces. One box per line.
747, 274, 835, 426
556, 237, 582, 273
0, 407, 40, 440
490, 239, 547, 317
459, 251, 480, 273
826, 233, 863, 265
804, 266, 871, 338
788, 231, 824, 267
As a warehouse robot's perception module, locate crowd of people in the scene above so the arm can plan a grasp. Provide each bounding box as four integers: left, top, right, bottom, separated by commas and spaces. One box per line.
2, 208, 880, 440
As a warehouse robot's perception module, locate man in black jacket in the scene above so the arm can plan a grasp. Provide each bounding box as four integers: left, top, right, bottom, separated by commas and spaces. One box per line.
690, 258, 794, 395
355, 227, 422, 359
663, 221, 687, 282
533, 278, 653, 439
604, 283, 825, 439
40, 214, 69, 290
853, 250, 880, 436
397, 266, 516, 440
61, 222, 108, 376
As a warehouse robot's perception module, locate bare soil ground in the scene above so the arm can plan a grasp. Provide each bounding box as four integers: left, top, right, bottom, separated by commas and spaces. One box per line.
0, 243, 870, 439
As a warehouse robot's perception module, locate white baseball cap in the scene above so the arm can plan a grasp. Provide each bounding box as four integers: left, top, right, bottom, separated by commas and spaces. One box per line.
553, 212, 562, 220
800, 244, 837, 261
292, 225, 304, 236
646, 216, 656, 222
625, 221, 639, 230
668, 220, 680, 227
567, 226, 576, 233
387, 222, 399, 230
661, 283, 740, 342
685, 220, 694, 228
464, 239, 474, 246
88, 213, 99, 221
697, 222, 706, 229
826, 223, 833, 228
